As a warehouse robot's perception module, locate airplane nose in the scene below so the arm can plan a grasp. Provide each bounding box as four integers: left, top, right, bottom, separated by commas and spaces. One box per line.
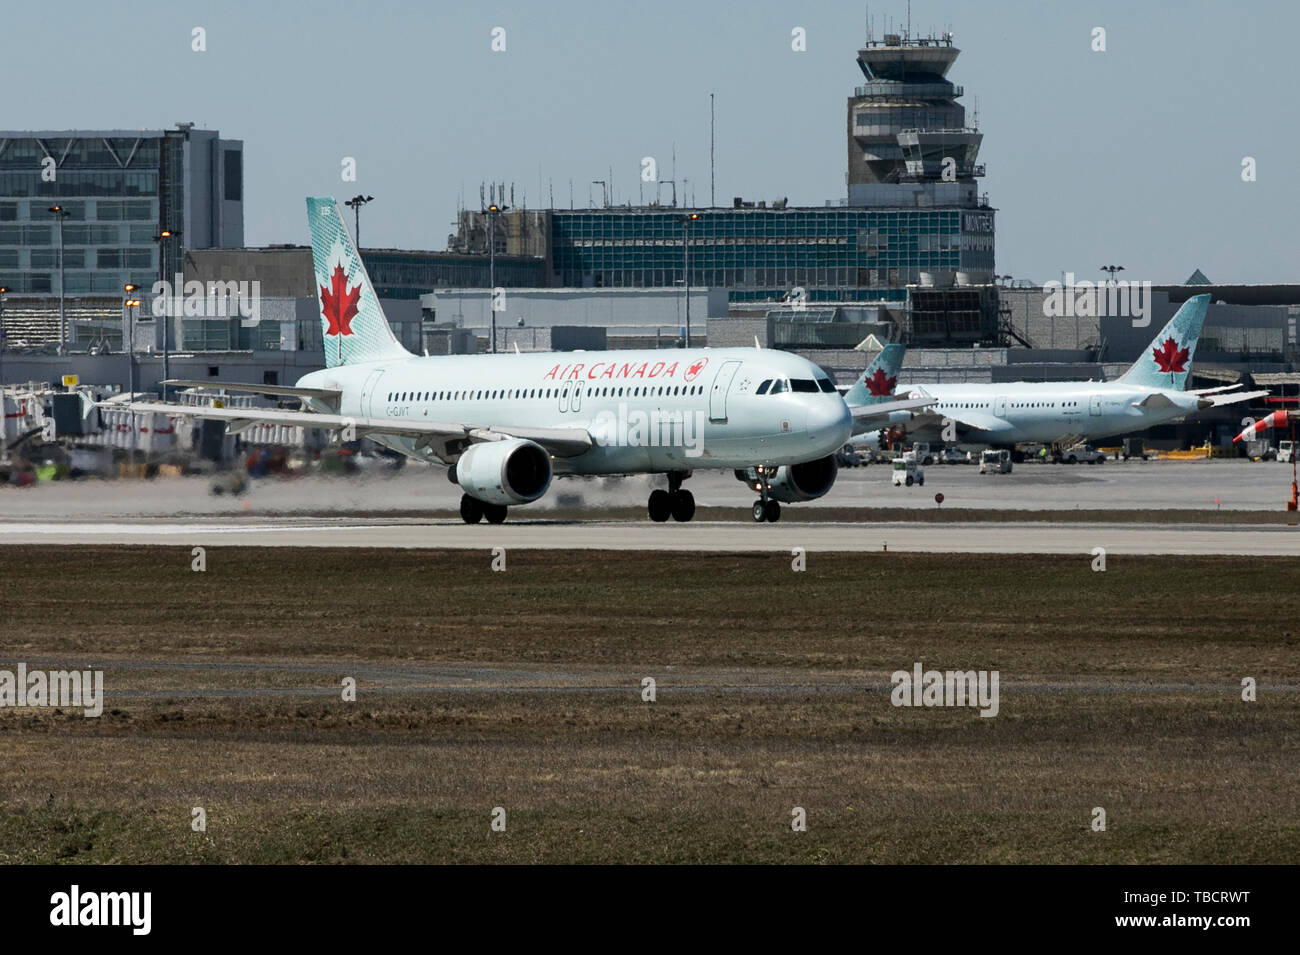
807, 399, 853, 448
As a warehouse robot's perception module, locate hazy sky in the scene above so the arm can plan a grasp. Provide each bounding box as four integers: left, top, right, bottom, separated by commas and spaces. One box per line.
10, 0, 1298, 286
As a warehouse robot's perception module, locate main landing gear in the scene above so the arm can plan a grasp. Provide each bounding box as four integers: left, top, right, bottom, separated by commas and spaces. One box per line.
460, 494, 507, 525
648, 470, 696, 523
750, 465, 781, 523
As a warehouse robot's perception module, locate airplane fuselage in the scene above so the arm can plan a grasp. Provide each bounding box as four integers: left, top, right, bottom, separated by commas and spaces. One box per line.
297, 347, 853, 473
873, 379, 1206, 447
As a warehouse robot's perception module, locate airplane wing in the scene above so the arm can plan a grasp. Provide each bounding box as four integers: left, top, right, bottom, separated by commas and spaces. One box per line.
1187, 384, 1242, 396
848, 396, 933, 427
162, 379, 344, 401
99, 400, 593, 459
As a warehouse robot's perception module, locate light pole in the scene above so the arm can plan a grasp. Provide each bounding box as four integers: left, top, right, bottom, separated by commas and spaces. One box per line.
486, 203, 507, 353
0, 285, 7, 386
124, 284, 140, 468
345, 194, 373, 245
123, 284, 138, 397
1100, 264, 1125, 284
680, 213, 700, 348
48, 205, 71, 355
153, 230, 182, 397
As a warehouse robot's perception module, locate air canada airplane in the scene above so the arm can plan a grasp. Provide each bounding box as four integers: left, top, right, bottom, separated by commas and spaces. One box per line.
867, 294, 1266, 457
111, 197, 929, 523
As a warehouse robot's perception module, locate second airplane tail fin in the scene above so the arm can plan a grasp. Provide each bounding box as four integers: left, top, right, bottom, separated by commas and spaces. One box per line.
844, 343, 905, 407
1116, 294, 1209, 391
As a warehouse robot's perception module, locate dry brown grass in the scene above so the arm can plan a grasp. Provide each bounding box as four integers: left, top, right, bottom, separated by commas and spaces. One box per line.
0, 547, 1296, 863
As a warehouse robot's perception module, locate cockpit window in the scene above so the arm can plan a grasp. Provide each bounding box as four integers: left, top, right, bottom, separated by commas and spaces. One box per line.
769, 379, 788, 395
816, 378, 836, 393
791, 379, 819, 393
755, 379, 772, 395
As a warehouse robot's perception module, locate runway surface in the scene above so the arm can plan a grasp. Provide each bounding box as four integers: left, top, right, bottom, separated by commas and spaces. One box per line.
0, 516, 1293, 554
0, 457, 1293, 518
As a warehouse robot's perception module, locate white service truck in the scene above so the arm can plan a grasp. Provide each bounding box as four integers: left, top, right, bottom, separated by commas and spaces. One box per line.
891, 454, 925, 487
979, 449, 1013, 474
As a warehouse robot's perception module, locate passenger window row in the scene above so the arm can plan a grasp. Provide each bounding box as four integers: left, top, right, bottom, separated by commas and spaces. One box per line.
386, 384, 707, 403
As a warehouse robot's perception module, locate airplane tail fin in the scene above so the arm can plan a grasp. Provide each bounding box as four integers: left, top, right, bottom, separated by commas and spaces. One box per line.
306, 196, 411, 369
844, 343, 905, 407
1115, 294, 1209, 391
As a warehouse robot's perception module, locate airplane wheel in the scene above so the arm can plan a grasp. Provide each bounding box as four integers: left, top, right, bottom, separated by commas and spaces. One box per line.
485, 502, 508, 524
670, 489, 695, 522
460, 494, 484, 524
764, 500, 781, 522
752, 501, 767, 523
648, 488, 672, 522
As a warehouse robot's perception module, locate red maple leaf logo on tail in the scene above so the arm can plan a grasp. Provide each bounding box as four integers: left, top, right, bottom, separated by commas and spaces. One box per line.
320, 264, 360, 336
1151, 337, 1189, 374
865, 368, 897, 396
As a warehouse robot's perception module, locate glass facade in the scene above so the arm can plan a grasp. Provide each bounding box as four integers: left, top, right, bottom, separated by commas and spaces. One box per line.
0, 135, 163, 294
0, 130, 242, 301
549, 206, 993, 303
363, 250, 546, 299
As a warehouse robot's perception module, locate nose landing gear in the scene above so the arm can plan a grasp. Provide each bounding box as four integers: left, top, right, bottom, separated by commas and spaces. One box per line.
750, 465, 781, 522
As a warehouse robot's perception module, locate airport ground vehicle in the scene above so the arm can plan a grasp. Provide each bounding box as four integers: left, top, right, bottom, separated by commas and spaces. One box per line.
979, 448, 1013, 473
1243, 439, 1275, 461
1062, 444, 1106, 465
939, 447, 970, 465
836, 444, 864, 467
892, 455, 924, 486
1279, 440, 1294, 464
911, 441, 934, 466
1121, 437, 1152, 461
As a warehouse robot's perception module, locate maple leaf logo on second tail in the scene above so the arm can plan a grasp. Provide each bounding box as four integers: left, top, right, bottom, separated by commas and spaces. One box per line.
865, 368, 897, 396
321, 263, 360, 336
1151, 337, 1189, 374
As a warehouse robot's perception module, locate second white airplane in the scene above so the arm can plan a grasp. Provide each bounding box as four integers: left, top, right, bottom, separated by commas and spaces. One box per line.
865, 294, 1265, 456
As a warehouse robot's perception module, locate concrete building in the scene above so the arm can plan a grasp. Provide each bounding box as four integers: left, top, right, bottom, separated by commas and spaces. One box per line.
999, 284, 1296, 374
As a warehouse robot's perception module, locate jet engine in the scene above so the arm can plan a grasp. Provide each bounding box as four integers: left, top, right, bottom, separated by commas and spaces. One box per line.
735, 455, 838, 503
454, 438, 552, 505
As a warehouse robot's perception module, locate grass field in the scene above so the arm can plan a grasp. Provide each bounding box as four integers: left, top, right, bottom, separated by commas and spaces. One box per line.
0, 546, 1296, 863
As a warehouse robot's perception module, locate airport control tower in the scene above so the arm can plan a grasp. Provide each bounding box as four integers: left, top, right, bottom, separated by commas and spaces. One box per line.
847, 31, 985, 208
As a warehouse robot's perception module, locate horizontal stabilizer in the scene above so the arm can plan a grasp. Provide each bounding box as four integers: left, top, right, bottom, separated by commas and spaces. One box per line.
1205, 389, 1269, 407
